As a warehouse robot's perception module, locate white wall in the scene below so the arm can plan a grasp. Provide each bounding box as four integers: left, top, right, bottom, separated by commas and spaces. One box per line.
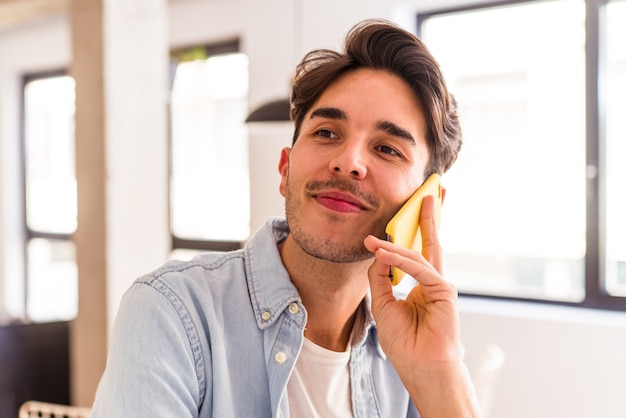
101, 0, 171, 338
0, 0, 625, 416
460, 298, 626, 418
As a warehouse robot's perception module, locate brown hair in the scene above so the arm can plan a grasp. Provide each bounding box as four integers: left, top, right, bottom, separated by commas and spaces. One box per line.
290, 19, 461, 175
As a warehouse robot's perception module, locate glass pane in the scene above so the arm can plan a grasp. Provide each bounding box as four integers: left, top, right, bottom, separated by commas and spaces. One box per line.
27, 238, 78, 321
24, 75, 77, 234
604, 0, 626, 296
170, 53, 250, 242
421, 0, 586, 301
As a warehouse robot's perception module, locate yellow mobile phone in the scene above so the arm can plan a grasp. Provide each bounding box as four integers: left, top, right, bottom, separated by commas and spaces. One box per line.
385, 173, 442, 285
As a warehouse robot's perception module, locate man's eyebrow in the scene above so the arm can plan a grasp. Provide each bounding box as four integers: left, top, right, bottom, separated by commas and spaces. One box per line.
309, 107, 347, 121
376, 120, 415, 144
309, 108, 415, 144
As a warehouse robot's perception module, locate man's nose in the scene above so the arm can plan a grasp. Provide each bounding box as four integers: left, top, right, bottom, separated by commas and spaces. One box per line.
329, 142, 367, 179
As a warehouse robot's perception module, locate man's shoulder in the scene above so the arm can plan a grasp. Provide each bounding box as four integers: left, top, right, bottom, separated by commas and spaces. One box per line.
136, 249, 247, 290
125, 217, 292, 314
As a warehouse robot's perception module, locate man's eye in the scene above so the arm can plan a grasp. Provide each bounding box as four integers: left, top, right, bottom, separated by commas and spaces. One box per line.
316, 129, 338, 139
377, 145, 400, 156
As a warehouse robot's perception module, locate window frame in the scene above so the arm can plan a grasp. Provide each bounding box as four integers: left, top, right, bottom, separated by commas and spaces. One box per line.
416, 0, 626, 311
168, 39, 245, 253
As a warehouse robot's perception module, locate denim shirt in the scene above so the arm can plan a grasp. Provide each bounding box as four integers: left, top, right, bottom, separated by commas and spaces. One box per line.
91, 218, 420, 418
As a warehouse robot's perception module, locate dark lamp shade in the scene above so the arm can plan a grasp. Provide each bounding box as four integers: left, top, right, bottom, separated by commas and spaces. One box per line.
245, 98, 291, 122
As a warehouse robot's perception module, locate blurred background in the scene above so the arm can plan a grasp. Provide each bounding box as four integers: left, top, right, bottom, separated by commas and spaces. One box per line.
0, 0, 624, 417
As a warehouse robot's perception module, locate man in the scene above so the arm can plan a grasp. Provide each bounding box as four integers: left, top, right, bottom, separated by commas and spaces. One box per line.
91, 19, 479, 417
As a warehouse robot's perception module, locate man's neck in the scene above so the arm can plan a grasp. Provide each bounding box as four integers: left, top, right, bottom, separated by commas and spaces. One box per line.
279, 234, 371, 352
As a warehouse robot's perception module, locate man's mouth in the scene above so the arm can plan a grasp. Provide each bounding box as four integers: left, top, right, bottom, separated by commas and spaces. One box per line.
314, 191, 368, 213
304, 177, 380, 214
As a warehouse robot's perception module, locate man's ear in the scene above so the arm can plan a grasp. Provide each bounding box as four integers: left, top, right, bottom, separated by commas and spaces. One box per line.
278, 147, 291, 197
441, 186, 447, 206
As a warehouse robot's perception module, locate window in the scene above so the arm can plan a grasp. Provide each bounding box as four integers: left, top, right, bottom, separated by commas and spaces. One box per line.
169, 42, 250, 257
418, 0, 625, 310
22, 71, 77, 321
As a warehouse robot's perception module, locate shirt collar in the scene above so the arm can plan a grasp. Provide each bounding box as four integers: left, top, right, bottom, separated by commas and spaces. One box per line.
351, 293, 387, 359
245, 218, 303, 330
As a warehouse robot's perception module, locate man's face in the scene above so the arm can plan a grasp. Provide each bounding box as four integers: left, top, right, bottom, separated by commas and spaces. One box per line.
278, 68, 430, 263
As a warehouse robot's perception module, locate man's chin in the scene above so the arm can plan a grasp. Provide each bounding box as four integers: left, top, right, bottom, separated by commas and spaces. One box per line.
301, 243, 376, 264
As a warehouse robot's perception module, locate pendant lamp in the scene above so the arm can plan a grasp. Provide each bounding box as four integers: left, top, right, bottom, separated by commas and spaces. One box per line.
245, 98, 291, 122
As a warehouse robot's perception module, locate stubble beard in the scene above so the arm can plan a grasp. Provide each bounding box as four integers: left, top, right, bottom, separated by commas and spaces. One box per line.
283, 177, 390, 264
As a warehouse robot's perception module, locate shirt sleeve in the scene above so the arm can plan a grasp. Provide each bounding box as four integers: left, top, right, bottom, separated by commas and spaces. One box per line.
90, 280, 206, 417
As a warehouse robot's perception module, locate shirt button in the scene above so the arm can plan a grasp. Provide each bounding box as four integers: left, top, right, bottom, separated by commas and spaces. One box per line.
275, 352, 287, 364
288, 303, 300, 314
261, 311, 271, 321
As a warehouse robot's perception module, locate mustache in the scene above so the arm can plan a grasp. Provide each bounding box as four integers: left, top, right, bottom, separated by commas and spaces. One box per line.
305, 177, 380, 209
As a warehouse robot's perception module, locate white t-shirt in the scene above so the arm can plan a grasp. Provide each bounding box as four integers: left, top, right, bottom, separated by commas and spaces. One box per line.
287, 337, 353, 417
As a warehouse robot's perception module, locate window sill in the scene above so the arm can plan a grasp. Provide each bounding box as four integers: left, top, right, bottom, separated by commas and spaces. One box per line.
458, 295, 626, 328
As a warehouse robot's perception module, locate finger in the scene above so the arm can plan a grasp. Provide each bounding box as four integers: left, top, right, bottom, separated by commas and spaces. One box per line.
420, 195, 443, 274
365, 235, 440, 287
364, 236, 396, 314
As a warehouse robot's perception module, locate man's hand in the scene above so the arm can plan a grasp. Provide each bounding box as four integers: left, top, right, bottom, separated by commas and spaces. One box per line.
364, 195, 479, 417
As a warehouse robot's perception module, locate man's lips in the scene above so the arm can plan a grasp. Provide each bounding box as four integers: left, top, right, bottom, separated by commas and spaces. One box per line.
314, 191, 368, 213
